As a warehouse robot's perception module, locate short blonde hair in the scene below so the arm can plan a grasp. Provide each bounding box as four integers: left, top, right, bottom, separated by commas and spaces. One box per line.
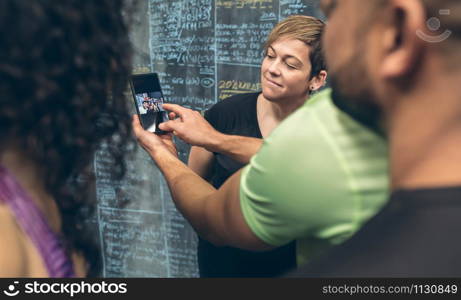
264, 15, 326, 78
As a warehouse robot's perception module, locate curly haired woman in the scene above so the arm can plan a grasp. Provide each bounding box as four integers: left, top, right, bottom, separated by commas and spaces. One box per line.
0, 0, 133, 277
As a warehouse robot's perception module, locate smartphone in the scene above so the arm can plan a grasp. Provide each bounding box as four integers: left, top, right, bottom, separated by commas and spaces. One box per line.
130, 73, 169, 134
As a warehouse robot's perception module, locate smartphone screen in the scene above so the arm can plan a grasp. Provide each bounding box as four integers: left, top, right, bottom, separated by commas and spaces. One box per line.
130, 73, 169, 134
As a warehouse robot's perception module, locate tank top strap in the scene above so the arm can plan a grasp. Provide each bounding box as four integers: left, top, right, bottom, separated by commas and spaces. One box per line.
0, 165, 75, 277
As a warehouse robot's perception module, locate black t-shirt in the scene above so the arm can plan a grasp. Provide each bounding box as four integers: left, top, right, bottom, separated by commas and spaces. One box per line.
198, 92, 296, 277
287, 187, 461, 277
204, 92, 262, 188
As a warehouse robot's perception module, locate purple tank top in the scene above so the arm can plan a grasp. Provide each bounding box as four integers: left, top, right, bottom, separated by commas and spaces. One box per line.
0, 165, 75, 277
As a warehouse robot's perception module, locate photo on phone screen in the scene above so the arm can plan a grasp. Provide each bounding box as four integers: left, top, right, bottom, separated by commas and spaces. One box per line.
130, 73, 169, 134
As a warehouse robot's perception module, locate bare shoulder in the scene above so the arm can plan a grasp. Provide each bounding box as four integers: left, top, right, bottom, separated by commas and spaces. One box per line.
72, 252, 88, 277
0, 203, 28, 277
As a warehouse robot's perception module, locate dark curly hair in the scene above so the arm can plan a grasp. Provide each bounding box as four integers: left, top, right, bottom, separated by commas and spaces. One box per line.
0, 0, 134, 276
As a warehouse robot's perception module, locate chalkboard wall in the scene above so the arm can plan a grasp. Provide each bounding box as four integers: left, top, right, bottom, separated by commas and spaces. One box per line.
92, 0, 324, 277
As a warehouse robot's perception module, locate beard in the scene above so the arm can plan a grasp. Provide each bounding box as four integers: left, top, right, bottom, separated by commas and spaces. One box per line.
328, 51, 385, 136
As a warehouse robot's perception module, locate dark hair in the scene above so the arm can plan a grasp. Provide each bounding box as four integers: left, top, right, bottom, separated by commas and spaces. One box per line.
0, 0, 133, 275
264, 15, 327, 79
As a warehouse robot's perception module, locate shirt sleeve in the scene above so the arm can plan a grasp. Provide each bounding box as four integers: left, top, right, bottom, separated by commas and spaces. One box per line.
238, 106, 360, 247
204, 106, 217, 127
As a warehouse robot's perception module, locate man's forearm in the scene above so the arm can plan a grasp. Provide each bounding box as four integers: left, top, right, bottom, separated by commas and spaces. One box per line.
206, 133, 263, 164
149, 147, 226, 244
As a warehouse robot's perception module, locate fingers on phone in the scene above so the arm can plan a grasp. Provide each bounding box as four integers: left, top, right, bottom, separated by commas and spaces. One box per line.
162, 103, 190, 116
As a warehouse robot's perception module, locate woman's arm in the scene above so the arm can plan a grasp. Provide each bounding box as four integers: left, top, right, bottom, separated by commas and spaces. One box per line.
187, 146, 215, 181
161, 104, 263, 164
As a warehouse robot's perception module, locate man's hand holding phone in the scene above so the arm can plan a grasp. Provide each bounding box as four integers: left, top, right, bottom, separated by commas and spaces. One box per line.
132, 115, 178, 159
